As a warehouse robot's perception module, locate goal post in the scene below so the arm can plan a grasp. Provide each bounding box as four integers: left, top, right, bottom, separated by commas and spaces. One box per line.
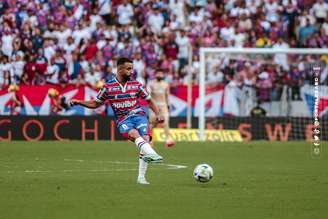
198, 47, 328, 141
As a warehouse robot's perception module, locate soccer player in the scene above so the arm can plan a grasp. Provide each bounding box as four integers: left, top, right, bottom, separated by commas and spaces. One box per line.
69, 57, 164, 185
147, 69, 175, 147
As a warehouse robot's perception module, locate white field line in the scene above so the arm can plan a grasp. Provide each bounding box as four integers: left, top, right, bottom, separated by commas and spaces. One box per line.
24, 168, 138, 173
12, 159, 188, 174
63, 159, 188, 170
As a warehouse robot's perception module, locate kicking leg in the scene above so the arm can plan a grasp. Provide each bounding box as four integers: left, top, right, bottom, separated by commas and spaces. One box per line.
128, 129, 163, 163
118, 118, 162, 185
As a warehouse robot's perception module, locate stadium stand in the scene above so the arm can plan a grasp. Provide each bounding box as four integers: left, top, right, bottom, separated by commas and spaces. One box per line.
0, 0, 327, 102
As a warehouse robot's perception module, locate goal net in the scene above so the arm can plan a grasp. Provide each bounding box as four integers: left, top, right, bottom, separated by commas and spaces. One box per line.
198, 48, 328, 147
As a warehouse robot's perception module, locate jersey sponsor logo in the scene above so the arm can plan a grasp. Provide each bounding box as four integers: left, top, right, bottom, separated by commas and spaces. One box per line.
128, 85, 139, 90
111, 86, 121, 92
112, 100, 137, 109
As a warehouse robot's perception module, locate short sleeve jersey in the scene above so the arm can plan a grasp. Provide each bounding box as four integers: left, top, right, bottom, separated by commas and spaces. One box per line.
96, 77, 151, 125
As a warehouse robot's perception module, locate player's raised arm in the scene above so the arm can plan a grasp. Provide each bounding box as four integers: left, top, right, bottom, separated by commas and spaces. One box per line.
69, 86, 107, 109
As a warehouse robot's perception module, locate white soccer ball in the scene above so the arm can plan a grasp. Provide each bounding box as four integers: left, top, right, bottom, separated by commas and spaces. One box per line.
193, 164, 213, 183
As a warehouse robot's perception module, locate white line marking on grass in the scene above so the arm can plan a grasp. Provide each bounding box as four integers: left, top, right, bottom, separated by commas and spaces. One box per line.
162, 164, 187, 169
24, 170, 52, 173
24, 169, 138, 173
64, 159, 85, 162
64, 159, 188, 170
4, 159, 187, 174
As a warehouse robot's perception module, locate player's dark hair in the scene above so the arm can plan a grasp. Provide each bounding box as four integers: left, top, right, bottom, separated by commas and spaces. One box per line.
117, 57, 133, 66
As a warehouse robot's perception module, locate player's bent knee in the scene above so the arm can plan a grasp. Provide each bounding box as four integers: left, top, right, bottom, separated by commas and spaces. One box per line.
143, 135, 150, 142
128, 129, 140, 140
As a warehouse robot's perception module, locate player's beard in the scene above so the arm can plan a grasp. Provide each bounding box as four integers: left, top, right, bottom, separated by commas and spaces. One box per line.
123, 74, 131, 81
156, 77, 164, 81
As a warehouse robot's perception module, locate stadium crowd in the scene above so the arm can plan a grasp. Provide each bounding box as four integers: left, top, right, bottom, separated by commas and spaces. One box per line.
0, 0, 327, 102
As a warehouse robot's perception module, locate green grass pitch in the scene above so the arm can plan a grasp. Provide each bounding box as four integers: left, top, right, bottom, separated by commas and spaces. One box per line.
0, 141, 327, 219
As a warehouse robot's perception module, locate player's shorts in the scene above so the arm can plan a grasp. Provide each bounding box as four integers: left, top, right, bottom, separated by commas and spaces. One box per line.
118, 115, 150, 139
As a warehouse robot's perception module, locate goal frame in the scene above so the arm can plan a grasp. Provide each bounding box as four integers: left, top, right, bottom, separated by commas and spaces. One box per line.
199, 47, 328, 141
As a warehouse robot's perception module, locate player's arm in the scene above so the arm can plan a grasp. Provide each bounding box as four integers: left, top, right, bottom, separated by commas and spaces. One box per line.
149, 98, 160, 115
69, 86, 107, 109
165, 84, 170, 109
148, 98, 164, 123
69, 99, 103, 109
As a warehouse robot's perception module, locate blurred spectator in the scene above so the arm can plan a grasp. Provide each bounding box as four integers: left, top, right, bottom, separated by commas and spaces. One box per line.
265, 0, 282, 23
223, 60, 236, 83
311, 0, 328, 24
85, 65, 102, 88
271, 69, 287, 101
21, 55, 34, 85
52, 49, 67, 73
72, 23, 92, 46
148, 5, 165, 35
98, 0, 113, 26
232, 26, 247, 48
256, 71, 273, 102
175, 29, 190, 70
238, 13, 252, 31
188, 4, 205, 23
273, 38, 290, 70
299, 19, 318, 46
46, 59, 60, 85
102, 64, 115, 82
84, 39, 98, 60
288, 65, 304, 100
298, 10, 316, 28
163, 34, 179, 71
0, 55, 11, 88
117, 39, 133, 58
207, 65, 224, 84
68, 53, 84, 84
55, 24, 72, 49
116, 0, 134, 26
0, 0, 326, 104
11, 51, 25, 84
133, 51, 146, 84
43, 39, 56, 64
117, 25, 132, 42
169, 0, 186, 26
1, 29, 14, 57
